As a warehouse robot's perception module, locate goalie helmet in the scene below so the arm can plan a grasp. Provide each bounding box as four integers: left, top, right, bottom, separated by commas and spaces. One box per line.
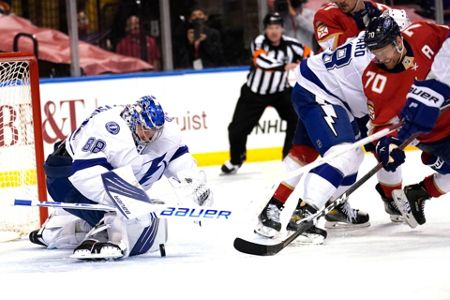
123, 95, 165, 146
364, 14, 401, 51
129, 95, 165, 131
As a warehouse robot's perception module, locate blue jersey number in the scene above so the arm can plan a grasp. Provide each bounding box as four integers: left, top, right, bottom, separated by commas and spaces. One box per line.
82, 137, 106, 153
323, 43, 353, 70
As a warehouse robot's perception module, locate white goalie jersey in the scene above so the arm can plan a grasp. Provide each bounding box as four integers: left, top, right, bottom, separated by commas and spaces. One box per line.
295, 31, 373, 119
65, 105, 194, 205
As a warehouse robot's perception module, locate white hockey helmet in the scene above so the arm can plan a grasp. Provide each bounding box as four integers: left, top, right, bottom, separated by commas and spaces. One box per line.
384, 8, 411, 31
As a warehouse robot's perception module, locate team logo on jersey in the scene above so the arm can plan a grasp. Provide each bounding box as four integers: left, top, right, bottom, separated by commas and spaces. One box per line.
317, 24, 329, 39
368, 103, 375, 120
105, 121, 120, 135
402, 56, 417, 70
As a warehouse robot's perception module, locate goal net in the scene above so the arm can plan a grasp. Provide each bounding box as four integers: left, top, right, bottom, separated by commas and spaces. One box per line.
0, 52, 47, 241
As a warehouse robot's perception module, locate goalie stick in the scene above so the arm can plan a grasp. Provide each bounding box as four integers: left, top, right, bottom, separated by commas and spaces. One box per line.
234, 135, 416, 256
13, 199, 232, 221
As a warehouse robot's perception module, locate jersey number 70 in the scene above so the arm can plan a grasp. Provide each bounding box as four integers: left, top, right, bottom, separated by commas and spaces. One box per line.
364, 71, 387, 94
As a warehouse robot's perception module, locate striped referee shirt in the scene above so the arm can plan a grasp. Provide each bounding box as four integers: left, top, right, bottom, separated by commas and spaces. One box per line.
247, 34, 307, 95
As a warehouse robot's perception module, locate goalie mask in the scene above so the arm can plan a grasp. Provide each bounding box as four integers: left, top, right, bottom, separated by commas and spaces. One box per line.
123, 95, 165, 145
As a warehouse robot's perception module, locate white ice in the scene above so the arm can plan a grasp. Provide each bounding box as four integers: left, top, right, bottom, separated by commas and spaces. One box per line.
1, 151, 450, 300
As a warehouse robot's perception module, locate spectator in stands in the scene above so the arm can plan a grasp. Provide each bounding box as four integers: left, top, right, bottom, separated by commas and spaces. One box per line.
272, 0, 315, 50
185, 7, 224, 69
445, 0, 450, 24
116, 15, 161, 70
77, 10, 101, 45
0, 0, 10, 15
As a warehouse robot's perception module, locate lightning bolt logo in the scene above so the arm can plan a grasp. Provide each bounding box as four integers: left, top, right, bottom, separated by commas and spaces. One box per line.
321, 103, 338, 136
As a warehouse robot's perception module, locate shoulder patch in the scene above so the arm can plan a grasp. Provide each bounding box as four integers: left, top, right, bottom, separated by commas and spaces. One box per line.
105, 121, 120, 135
317, 24, 329, 39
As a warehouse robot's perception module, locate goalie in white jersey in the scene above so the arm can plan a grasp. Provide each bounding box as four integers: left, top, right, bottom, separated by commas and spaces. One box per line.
257, 9, 410, 240
30, 95, 213, 260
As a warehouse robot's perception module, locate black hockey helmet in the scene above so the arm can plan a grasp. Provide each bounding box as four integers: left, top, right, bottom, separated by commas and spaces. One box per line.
263, 12, 284, 28
364, 14, 401, 51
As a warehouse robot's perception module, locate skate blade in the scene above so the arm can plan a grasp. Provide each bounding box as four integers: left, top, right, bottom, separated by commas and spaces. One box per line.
254, 223, 279, 239
290, 232, 325, 245
389, 215, 404, 223
71, 250, 123, 261
324, 221, 370, 229
392, 190, 418, 229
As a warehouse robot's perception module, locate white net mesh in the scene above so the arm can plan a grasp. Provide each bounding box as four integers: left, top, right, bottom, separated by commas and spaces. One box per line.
0, 58, 40, 239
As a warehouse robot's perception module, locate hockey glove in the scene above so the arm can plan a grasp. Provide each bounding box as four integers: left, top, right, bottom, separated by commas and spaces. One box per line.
353, 2, 382, 29
398, 79, 450, 141
375, 137, 406, 172
169, 169, 214, 207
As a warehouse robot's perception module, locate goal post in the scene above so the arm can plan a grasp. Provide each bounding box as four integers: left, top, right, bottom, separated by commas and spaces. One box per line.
0, 52, 48, 240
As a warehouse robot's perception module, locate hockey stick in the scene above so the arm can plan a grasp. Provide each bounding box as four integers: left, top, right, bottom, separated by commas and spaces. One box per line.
234, 134, 416, 256
280, 122, 402, 182
13, 199, 232, 221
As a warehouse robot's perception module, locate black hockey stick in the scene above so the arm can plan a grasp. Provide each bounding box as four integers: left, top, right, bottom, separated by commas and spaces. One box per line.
234, 135, 416, 256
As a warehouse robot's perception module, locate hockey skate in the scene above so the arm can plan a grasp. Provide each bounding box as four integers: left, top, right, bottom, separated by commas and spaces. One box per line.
255, 198, 283, 238
29, 229, 46, 247
221, 160, 242, 175
324, 201, 370, 229
71, 239, 125, 260
287, 202, 327, 245
375, 183, 403, 222
70, 212, 128, 261
392, 183, 430, 228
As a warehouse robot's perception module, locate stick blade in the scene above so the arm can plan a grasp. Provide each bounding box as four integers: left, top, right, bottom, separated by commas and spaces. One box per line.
233, 237, 280, 256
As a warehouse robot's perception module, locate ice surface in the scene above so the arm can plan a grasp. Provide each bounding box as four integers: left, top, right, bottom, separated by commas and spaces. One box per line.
1, 151, 449, 300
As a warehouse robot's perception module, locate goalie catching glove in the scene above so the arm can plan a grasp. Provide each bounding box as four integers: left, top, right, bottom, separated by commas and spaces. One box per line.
169, 169, 214, 206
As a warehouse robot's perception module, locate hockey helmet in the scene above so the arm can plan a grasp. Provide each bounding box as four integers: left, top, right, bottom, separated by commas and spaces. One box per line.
263, 12, 284, 28
364, 14, 401, 51
129, 95, 165, 131
386, 9, 411, 31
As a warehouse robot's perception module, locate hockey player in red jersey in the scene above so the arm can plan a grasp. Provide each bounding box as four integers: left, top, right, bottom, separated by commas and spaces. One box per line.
255, 8, 411, 243
362, 14, 450, 228
314, 0, 389, 51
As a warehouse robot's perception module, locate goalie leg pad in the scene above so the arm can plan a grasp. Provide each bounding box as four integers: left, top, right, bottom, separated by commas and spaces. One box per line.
31, 208, 91, 249
128, 214, 168, 256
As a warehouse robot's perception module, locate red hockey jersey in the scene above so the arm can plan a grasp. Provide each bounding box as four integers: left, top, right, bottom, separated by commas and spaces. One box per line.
314, 1, 388, 50
363, 22, 450, 143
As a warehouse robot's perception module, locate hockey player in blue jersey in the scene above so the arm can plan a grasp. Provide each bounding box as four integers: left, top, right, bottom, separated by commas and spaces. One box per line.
29, 95, 213, 260
256, 9, 411, 241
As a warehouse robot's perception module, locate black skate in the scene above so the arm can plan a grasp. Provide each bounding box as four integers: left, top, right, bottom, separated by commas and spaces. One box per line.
29, 229, 46, 247
324, 201, 370, 229
392, 183, 430, 228
221, 160, 242, 175
255, 198, 284, 238
287, 202, 327, 245
375, 183, 403, 223
71, 239, 124, 261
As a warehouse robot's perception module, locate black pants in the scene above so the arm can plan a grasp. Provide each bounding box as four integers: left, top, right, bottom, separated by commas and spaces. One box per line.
227, 84, 297, 164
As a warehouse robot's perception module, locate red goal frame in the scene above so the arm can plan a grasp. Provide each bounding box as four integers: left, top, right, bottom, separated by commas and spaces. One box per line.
0, 52, 48, 224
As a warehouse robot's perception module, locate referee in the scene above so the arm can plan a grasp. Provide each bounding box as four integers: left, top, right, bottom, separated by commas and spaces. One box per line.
221, 12, 311, 174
